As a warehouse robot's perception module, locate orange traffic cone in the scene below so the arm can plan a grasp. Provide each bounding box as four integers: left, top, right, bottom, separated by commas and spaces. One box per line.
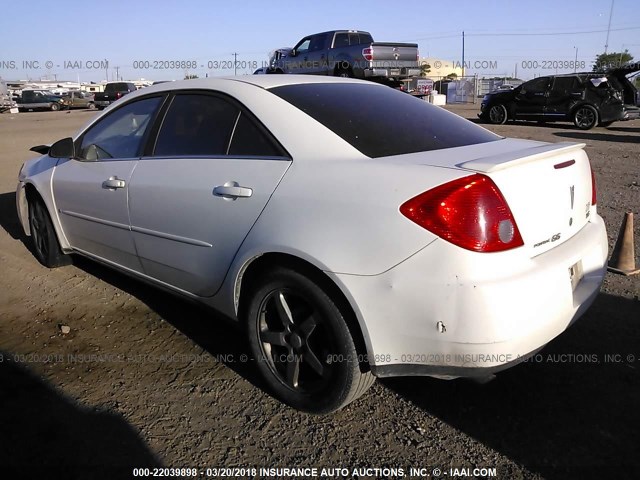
607, 212, 640, 276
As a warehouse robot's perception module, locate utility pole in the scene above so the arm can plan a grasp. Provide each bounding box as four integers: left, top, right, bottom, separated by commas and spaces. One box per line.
115, 66, 120, 81
604, 0, 614, 53
574, 47, 578, 72
461, 31, 465, 77
232, 53, 238, 76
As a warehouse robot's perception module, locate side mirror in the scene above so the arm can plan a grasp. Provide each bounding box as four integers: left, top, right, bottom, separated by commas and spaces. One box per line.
49, 137, 75, 158
290, 49, 297, 57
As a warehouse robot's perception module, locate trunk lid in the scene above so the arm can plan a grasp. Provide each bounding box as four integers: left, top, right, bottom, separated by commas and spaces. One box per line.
459, 142, 594, 257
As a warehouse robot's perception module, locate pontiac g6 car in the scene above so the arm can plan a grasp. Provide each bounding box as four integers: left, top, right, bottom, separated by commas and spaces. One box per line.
17, 76, 608, 413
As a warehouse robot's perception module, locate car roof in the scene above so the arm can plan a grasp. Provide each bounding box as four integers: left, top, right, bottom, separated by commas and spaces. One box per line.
140, 75, 384, 94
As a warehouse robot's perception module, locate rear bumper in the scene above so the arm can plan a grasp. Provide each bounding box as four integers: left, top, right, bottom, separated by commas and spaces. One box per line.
623, 105, 640, 120
364, 67, 421, 79
94, 100, 111, 107
333, 214, 608, 379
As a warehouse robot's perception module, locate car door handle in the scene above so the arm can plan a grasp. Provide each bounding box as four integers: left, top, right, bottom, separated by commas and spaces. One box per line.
102, 177, 126, 189
213, 183, 253, 199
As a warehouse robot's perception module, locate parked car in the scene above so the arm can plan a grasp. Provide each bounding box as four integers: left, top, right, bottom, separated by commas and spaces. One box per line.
93, 82, 137, 109
263, 30, 420, 82
61, 91, 96, 110
479, 68, 639, 129
16, 90, 65, 112
17, 76, 607, 413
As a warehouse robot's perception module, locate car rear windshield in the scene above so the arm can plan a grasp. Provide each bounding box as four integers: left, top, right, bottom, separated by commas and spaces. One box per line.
269, 83, 499, 158
105, 83, 129, 92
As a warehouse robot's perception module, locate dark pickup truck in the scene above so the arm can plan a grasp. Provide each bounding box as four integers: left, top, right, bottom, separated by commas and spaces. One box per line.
17, 90, 65, 112
93, 82, 137, 109
265, 30, 420, 82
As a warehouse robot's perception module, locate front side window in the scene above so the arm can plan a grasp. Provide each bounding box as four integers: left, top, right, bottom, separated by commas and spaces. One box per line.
521, 77, 550, 94
295, 39, 311, 55
78, 96, 162, 160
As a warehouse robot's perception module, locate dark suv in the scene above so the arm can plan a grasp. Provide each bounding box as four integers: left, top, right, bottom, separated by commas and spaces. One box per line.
479, 67, 639, 129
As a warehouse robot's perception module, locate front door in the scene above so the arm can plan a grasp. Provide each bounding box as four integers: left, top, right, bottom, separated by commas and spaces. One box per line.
52, 95, 163, 271
513, 77, 550, 119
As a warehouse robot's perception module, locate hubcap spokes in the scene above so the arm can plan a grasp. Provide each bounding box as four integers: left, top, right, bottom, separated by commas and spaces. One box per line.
577, 109, 594, 127
259, 290, 330, 391
32, 207, 48, 257
490, 106, 504, 123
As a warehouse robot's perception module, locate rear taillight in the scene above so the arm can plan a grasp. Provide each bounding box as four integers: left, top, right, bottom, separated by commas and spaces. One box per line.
362, 47, 373, 61
590, 164, 597, 205
116, 92, 122, 99
400, 174, 524, 253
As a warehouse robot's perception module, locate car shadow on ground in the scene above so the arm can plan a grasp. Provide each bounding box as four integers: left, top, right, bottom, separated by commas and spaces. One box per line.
0, 352, 162, 478
604, 126, 640, 133
0, 191, 28, 241
466, 117, 580, 130
0, 190, 267, 393
382, 292, 640, 479
71, 256, 264, 389
554, 131, 640, 144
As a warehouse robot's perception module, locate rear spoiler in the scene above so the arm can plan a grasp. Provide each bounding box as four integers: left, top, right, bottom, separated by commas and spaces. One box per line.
30, 144, 51, 155
458, 142, 586, 173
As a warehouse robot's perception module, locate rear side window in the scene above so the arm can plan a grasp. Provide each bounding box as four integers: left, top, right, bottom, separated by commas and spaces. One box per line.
154, 94, 239, 156
153, 93, 287, 158
359, 33, 373, 44
228, 113, 286, 157
551, 77, 580, 93
269, 83, 499, 158
333, 32, 373, 47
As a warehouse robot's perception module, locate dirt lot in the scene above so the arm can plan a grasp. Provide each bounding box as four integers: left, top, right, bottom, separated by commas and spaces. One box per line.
0, 104, 638, 480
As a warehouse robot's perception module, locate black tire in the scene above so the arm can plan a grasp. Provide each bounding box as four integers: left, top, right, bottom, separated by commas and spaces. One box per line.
245, 267, 374, 413
488, 104, 508, 125
335, 67, 353, 78
88, 102, 96, 110
50, 103, 60, 112
28, 197, 71, 268
573, 105, 598, 130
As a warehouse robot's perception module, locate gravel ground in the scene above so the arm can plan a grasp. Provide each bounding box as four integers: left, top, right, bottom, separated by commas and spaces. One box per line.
0, 104, 638, 480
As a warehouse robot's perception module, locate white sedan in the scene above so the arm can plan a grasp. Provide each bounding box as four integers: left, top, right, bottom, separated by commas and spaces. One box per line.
16, 76, 608, 413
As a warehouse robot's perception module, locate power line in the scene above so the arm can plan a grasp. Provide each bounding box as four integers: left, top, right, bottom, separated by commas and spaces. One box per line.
412, 25, 640, 41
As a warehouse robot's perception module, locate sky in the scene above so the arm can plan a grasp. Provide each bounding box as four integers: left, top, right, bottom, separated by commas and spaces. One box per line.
1, 0, 639, 83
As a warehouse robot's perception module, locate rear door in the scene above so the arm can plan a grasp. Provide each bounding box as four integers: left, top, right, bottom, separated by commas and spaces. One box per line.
546, 76, 581, 119
128, 92, 291, 296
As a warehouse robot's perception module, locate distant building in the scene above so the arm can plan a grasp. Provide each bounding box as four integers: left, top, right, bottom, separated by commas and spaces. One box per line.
419, 57, 463, 79
81, 83, 106, 93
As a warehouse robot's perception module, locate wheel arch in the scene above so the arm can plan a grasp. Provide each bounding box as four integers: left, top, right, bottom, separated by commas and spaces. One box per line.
570, 102, 600, 118
235, 252, 374, 368
22, 182, 71, 250
570, 102, 599, 129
